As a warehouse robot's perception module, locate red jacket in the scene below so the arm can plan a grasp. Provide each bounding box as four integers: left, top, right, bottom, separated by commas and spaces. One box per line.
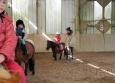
0, 14, 17, 60
54, 35, 61, 43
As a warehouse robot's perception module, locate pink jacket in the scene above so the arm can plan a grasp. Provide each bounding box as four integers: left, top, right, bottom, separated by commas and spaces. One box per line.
0, 14, 17, 61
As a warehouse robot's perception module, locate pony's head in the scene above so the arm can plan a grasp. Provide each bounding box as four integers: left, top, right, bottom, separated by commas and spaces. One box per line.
46, 40, 53, 50
0, 68, 21, 83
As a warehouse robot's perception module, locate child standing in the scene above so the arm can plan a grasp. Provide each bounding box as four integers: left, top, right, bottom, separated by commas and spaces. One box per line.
54, 31, 61, 50
16, 19, 29, 55
0, 0, 26, 83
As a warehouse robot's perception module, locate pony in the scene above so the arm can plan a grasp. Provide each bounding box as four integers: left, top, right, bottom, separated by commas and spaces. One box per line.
46, 40, 67, 60
15, 38, 35, 75
0, 64, 21, 83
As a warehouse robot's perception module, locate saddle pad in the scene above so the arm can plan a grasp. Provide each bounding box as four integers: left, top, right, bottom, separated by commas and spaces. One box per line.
60, 44, 64, 50
26, 41, 34, 53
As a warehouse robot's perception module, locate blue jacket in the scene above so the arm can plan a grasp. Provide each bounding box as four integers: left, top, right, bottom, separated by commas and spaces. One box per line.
16, 28, 24, 36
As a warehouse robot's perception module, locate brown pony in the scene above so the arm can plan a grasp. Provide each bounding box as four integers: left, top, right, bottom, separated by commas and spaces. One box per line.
15, 39, 35, 75
0, 68, 21, 83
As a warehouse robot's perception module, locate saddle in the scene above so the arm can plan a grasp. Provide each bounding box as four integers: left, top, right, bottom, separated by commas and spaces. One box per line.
56, 44, 64, 51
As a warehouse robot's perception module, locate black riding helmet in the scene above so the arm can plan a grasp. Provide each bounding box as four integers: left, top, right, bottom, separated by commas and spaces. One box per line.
16, 19, 25, 28
66, 27, 73, 33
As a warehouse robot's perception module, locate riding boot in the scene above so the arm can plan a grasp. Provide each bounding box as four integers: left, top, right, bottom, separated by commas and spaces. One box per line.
23, 44, 29, 55
58, 43, 61, 51
58, 45, 60, 50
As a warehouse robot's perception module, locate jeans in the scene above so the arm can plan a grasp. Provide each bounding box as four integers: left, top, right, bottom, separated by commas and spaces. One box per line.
18, 36, 25, 44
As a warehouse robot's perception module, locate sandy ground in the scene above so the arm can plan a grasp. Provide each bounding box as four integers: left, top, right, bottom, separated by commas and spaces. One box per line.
26, 52, 115, 83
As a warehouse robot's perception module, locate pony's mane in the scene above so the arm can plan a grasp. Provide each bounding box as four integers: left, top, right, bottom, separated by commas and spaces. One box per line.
0, 68, 21, 83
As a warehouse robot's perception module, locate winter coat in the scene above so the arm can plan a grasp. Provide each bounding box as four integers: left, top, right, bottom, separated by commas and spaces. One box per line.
16, 28, 28, 39
0, 14, 17, 60
65, 34, 76, 48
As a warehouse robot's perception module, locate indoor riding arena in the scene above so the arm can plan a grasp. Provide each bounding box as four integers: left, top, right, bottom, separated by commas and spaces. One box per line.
6, 0, 115, 83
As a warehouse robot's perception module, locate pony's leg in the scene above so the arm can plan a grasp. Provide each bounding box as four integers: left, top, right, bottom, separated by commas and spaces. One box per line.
54, 53, 57, 60
68, 48, 71, 60
65, 50, 68, 59
66, 54, 71, 62
59, 53, 62, 60
53, 52, 55, 59
66, 54, 68, 59
67, 47, 71, 62
25, 62, 29, 75
69, 47, 74, 62
64, 48, 68, 59
55, 54, 57, 60
32, 63, 35, 75
52, 53, 55, 58
64, 50, 68, 59
71, 47, 74, 59
66, 51, 70, 61
29, 58, 35, 75
68, 54, 70, 59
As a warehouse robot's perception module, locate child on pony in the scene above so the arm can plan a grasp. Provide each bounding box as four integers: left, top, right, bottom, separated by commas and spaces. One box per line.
0, 0, 26, 83
16, 19, 29, 55
54, 31, 61, 50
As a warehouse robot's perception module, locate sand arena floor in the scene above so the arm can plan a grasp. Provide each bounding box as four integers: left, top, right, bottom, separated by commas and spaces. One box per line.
26, 52, 115, 83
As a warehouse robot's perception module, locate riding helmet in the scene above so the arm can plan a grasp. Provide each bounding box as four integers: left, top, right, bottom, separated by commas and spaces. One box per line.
16, 19, 25, 28
56, 31, 60, 34
66, 27, 73, 33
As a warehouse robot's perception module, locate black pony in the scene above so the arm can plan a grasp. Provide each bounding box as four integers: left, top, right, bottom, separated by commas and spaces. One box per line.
46, 40, 67, 60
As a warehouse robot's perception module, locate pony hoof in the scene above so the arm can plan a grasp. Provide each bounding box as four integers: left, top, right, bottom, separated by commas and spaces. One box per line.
59, 58, 61, 60
32, 72, 35, 75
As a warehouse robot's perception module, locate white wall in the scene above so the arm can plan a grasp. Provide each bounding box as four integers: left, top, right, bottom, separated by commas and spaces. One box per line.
6, 0, 115, 52
37, 0, 46, 33
37, 0, 75, 34
46, 0, 61, 34
6, 0, 75, 34
62, 0, 75, 33
29, 0, 37, 34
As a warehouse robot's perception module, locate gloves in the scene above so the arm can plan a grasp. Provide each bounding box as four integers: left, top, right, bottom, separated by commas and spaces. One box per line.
0, 54, 5, 63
